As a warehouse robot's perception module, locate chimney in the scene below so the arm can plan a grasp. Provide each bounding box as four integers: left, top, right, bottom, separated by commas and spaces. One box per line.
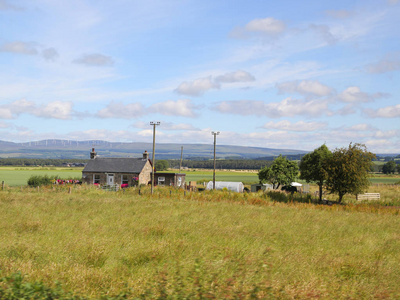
143, 150, 149, 160
90, 148, 97, 159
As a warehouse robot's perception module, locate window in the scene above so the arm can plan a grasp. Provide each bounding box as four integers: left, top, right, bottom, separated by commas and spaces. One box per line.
93, 174, 100, 184
122, 175, 129, 185
177, 177, 182, 187
158, 176, 165, 186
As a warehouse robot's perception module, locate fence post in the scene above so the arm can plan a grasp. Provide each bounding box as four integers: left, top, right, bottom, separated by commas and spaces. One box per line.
1, 181, 4, 190
69, 187, 72, 194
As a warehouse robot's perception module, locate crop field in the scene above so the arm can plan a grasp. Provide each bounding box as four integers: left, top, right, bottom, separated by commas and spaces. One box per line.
0, 185, 400, 299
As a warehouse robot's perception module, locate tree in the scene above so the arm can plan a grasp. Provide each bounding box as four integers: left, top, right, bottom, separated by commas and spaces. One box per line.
155, 160, 169, 171
299, 144, 332, 202
258, 155, 298, 189
382, 160, 397, 174
324, 143, 375, 203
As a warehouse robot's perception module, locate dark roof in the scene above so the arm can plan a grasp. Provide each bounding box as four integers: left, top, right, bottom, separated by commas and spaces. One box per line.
82, 157, 149, 173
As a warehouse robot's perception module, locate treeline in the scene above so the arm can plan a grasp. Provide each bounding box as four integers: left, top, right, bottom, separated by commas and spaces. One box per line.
179, 159, 274, 170
0, 158, 88, 166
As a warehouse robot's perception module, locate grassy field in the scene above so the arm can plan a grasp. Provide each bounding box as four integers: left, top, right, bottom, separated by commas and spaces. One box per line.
0, 185, 400, 299
1, 167, 399, 187
0, 167, 81, 186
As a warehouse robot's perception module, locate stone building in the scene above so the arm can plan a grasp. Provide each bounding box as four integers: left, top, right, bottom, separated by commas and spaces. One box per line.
82, 149, 153, 186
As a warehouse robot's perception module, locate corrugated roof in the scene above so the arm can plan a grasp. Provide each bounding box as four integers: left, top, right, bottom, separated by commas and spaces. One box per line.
82, 157, 149, 173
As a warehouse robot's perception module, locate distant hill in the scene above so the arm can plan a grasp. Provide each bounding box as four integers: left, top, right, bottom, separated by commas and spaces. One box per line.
0, 139, 308, 160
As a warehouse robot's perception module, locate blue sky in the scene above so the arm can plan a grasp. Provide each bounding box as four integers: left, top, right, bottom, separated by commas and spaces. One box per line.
0, 0, 399, 153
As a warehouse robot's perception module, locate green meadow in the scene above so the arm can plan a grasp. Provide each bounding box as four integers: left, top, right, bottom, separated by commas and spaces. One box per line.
0, 185, 400, 299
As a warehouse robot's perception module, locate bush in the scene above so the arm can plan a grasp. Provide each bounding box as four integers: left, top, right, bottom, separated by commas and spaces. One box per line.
27, 175, 54, 187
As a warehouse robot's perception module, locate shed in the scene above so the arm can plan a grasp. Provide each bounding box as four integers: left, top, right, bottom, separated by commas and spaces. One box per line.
153, 172, 186, 188
206, 181, 244, 193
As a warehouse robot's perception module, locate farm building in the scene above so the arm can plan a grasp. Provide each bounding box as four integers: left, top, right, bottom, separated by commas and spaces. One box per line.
82, 148, 186, 188
82, 149, 153, 187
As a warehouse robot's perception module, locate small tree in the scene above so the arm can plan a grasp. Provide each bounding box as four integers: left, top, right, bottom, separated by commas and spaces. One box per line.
382, 160, 397, 174
258, 155, 298, 189
324, 143, 375, 203
155, 160, 169, 171
299, 144, 332, 202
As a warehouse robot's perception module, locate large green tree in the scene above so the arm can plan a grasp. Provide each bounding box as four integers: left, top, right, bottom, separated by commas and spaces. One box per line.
324, 143, 375, 203
382, 160, 397, 174
258, 155, 298, 189
299, 144, 332, 202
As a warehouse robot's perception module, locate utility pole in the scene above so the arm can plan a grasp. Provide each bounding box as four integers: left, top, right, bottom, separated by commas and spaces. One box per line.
179, 146, 183, 173
150, 121, 160, 195
211, 131, 220, 190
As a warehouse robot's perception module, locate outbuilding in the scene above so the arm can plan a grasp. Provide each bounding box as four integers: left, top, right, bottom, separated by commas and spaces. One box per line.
153, 172, 186, 188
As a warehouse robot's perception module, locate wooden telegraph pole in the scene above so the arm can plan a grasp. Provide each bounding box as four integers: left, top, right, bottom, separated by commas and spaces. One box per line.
211, 131, 220, 190
150, 121, 160, 195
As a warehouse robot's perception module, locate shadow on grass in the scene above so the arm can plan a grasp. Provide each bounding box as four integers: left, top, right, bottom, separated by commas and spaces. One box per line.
265, 190, 342, 206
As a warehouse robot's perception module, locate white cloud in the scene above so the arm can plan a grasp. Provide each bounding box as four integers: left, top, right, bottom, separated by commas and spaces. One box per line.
0, 99, 35, 119
215, 70, 255, 83
308, 24, 337, 45
133, 121, 199, 131
0, 108, 13, 119
1, 99, 73, 120
337, 86, 386, 103
0, 41, 38, 55
345, 123, 374, 131
149, 99, 198, 117
175, 77, 220, 96
365, 53, 400, 73
9, 99, 36, 114
365, 139, 393, 150
365, 104, 400, 118
175, 70, 255, 96
97, 102, 145, 119
276, 80, 333, 97
73, 53, 114, 66
215, 98, 330, 118
34, 101, 73, 120
245, 17, 286, 35
262, 120, 327, 132
373, 130, 398, 138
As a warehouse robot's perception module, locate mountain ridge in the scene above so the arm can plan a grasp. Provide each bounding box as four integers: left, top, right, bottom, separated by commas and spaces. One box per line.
0, 139, 308, 160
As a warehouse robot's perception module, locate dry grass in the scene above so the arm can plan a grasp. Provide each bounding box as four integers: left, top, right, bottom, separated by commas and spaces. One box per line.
0, 185, 399, 298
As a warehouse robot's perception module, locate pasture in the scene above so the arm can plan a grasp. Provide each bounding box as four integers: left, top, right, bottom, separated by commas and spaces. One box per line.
0, 185, 400, 298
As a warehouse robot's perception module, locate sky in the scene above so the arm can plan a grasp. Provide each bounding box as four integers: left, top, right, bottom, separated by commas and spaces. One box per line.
0, 0, 399, 154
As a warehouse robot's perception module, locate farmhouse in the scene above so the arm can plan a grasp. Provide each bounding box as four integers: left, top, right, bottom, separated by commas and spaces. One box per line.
82, 149, 153, 186
82, 148, 186, 188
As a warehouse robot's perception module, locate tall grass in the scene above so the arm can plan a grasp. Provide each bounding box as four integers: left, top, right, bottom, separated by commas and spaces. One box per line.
0, 185, 399, 298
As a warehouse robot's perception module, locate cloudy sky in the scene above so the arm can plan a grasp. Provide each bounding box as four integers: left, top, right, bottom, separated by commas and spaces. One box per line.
0, 0, 399, 153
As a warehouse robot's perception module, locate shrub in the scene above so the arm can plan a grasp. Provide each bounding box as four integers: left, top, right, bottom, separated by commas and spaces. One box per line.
27, 175, 54, 187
